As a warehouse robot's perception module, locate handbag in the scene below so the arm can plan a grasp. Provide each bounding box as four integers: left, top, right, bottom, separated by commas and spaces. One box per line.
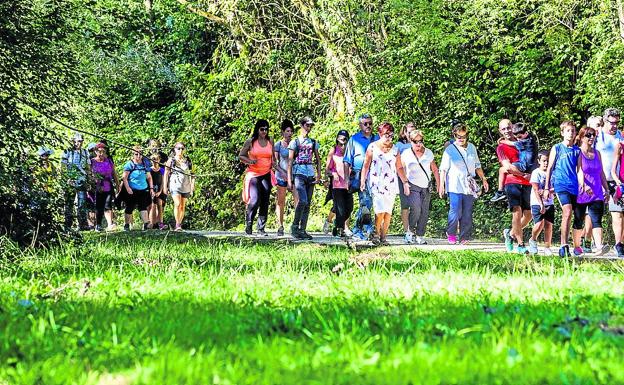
348, 169, 361, 193
412, 148, 434, 193
452, 144, 481, 198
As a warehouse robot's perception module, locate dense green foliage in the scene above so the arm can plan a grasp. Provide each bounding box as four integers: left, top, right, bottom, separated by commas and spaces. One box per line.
1, 234, 623, 383
5, 0, 624, 241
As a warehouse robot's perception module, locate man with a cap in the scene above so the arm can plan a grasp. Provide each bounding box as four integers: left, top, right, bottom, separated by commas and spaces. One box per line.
61, 133, 92, 230
343, 113, 378, 240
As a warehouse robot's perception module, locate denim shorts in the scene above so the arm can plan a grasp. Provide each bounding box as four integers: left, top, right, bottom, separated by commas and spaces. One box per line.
531, 204, 555, 224
556, 191, 577, 207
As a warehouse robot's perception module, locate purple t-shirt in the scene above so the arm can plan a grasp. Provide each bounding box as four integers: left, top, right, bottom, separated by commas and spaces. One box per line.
578, 151, 604, 204
91, 158, 114, 192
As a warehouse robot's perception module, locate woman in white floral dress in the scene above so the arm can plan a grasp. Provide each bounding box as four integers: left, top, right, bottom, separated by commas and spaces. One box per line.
360, 122, 410, 245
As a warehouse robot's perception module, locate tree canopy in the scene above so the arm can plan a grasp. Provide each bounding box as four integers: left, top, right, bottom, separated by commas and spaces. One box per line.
3, 0, 624, 244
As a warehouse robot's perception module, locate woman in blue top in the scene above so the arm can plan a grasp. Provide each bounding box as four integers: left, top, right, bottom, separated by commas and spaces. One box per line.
543, 121, 581, 257
122, 146, 154, 231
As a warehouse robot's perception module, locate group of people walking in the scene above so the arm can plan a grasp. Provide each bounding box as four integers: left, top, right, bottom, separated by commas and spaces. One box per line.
241, 108, 624, 257
240, 115, 446, 246
52, 107, 624, 258
494, 108, 624, 257
56, 135, 194, 232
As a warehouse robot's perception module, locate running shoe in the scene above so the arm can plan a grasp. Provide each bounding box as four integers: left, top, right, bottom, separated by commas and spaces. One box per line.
123, 224, 130, 232
343, 228, 353, 238
503, 228, 514, 252
447, 234, 457, 245
593, 244, 609, 256
543, 247, 553, 256
573, 246, 584, 257
516, 244, 528, 254
257, 229, 268, 236
558, 244, 570, 258
404, 231, 414, 244
615, 242, 624, 258
415, 236, 427, 245
490, 190, 507, 202
322, 220, 331, 234
301, 231, 313, 240
95, 225, 103, 232
158, 222, 168, 230
174, 224, 183, 232
528, 239, 539, 255
459, 239, 470, 245
380, 238, 390, 247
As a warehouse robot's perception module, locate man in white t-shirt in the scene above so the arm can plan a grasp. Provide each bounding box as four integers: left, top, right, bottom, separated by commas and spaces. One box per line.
595, 108, 624, 256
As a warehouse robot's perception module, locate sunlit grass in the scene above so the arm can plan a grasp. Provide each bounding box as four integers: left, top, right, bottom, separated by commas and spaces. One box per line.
1, 233, 623, 384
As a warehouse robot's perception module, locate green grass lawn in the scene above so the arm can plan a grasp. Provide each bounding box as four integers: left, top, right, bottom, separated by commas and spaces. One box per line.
1, 233, 624, 384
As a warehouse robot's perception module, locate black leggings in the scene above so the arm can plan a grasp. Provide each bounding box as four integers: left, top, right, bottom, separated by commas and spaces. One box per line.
573, 200, 604, 229
246, 173, 272, 229
95, 191, 113, 226
332, 188, 353, 230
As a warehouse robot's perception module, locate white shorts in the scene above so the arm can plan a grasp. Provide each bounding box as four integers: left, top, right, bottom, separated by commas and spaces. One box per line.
372, 193, 396, 214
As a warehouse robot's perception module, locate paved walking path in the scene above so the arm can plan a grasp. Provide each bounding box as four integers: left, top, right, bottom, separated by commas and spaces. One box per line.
181, 230, 622, 261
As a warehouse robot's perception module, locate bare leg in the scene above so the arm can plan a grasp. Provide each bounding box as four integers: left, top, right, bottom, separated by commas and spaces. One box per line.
104, 210, 114, 227
530, 220, 545, 242
381, 213, 392, 240
276, 186, 287, 228
511, 206, 523, 245
583, 215, 593, 243
592, 226, 604, 248
375, 214, 383, 238
521, 210, 532, 229
401, 208, 409, 232
498, 167, 505, 191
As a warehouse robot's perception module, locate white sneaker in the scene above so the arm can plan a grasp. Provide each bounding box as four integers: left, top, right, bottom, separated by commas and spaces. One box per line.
343, 228, 353, 237
593, 244, 609, 256
528, 239, 538, 255
404, 231, 414, 244
543, 247, 553, 256
322, 220, 331, 234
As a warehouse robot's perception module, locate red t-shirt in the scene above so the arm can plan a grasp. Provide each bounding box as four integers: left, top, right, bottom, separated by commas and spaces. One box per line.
496, 143, 530, 186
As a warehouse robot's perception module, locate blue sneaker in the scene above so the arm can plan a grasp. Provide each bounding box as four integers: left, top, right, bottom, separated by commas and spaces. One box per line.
516, 244, 528, 254
558, 245, 570, 258
573, 246, 584, 257
503, 229, 514, 252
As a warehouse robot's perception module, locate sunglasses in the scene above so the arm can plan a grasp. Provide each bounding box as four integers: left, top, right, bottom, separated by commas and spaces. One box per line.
133, 152, 141, 156
455, 134, 468, 139
607, 120, 619, 126
175, 146, 185, 150
259, 127, 268, 132
584, 132, 596, 138
413, 140, 424, 144
362, 122, 373, 127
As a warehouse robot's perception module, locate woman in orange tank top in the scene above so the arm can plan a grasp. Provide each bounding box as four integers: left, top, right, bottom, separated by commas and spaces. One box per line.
239, 119, 275, 235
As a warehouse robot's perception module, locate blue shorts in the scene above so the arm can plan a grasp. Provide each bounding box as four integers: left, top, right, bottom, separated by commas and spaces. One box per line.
276, 178, 288, 188
556, 191, 577, 207
531, 205, 555, 224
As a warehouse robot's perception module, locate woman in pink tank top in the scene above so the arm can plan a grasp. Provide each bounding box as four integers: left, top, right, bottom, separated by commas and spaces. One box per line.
239, 119, 275, 236
324, 129, 353, 237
